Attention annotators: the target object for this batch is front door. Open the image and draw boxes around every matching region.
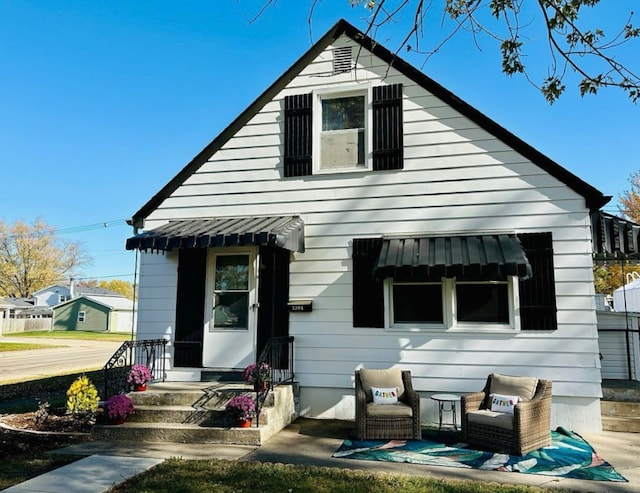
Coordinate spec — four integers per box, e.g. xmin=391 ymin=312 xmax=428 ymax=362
xmin=202 ymin=249 xmax=257 ymax=369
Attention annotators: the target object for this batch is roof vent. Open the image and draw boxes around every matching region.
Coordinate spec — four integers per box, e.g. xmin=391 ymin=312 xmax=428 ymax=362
xmin=332 ymin=47 xmax=353 ymax=74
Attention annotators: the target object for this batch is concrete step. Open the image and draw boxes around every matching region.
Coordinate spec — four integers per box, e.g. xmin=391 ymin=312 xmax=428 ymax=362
xmin=600 ymin=399 xmax=640 ymax=432
xmin=602 ymin=415 xmax=640 ymax=432
xmin=91 ymin=420 xmax=265 ymax=446
xmin=128 ymin=404 xmax=273 ymax=426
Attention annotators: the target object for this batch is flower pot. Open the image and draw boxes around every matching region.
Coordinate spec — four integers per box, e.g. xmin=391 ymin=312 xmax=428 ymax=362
xmin=253 ymin=381 xmax=268 ymax=392
xmin=110 ymin=416 xmax=126 ymax=425
xmin=236 ymin=418 xmax=252 ymax=428
xmin=134 ymin=384 xmax=147 ymax=392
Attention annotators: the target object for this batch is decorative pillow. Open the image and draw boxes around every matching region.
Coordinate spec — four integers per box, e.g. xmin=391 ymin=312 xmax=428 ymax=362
xmin=359 ymin=368 xmax=405 ymax=402
xmin=490 ymin=393 xmax=520 ymax=414
xmin=371 ymin=387 xmax=399 ymax=405
xmin=490 ymin=373 xmax=538 ymax=401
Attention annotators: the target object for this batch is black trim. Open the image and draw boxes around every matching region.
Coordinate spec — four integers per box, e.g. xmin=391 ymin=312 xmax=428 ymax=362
xmin=518 ymin=232 xmax=558 ymax=331
xmin=130 ymin=19 xmax=608 ymax=224
xmin=284 ymin=93 xmax=313 ymax=177
xmin=372 ymin=84 xmax=403 ymax=171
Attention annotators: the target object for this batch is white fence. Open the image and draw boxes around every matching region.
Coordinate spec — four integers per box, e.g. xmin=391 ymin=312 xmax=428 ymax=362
xmin=597 ymin=311 xmax=640 ymax=381
xmin=0 ymin=317 xmax=52 ymax=334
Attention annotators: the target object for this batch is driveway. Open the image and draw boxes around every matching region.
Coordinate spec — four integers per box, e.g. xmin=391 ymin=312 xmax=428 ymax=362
xmin=0 ymin=336 xmax=123 ymax=384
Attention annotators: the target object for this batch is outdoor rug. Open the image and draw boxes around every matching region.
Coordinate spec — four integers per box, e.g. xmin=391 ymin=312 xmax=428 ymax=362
xmin=333 ymin=427 xmax=627 ymax=482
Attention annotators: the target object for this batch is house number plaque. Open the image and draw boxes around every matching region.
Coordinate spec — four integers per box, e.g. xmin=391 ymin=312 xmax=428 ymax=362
xmin=287 ymin=300 xmax=312 ymax=312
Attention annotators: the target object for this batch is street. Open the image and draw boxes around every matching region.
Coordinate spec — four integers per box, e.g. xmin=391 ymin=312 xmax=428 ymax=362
xmin=0 ymin=337 xmax=123 ymax=384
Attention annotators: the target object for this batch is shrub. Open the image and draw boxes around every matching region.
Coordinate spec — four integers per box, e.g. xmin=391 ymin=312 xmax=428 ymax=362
xmin=66 ymin=375 xmax=99 ymax=419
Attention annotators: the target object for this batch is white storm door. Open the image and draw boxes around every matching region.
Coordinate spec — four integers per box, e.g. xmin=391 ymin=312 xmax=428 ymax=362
xmin=202 ymin=250 xmax=257 ymax=369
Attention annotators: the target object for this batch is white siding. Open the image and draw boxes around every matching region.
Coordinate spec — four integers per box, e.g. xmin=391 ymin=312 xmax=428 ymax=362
xmin=136 ymin=35 xmax=603 ymax=432
xmin=597 ymin=311 xmax=640 ymax=380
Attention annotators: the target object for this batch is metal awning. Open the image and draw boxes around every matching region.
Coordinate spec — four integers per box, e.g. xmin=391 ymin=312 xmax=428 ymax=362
xmin=375 ymin=234 xmax=531 ymax=280
xmin=126 ymin=215 xmax=305 ymax=253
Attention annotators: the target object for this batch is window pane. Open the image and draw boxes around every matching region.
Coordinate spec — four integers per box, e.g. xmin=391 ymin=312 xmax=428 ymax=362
xmin=214 ymin=292 xmax=248 ymax=329
xmin=457 ymin=284 xmax=509 ymax=323
xmin=322 ymin=96 xmax=364 ymax=130
xmin=215 ymin=255 xmax=249 ymax=290
xmin=393 ymin=284 xmax=443 ymax=324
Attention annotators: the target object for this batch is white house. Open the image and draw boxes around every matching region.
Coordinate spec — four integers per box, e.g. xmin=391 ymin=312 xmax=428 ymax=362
xmin=126 ymin=20 xmax=612 ymax=433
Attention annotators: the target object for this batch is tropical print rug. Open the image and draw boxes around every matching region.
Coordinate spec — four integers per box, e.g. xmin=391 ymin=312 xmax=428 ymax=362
xmin=333 ymin=427 xmax=627 ymax=482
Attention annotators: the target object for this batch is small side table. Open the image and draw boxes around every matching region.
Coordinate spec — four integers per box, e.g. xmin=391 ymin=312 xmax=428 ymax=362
xmin=431 ymin=393 xmax=461 ymax=431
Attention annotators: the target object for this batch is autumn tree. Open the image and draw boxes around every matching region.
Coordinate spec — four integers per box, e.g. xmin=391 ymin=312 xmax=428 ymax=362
xmin=261 ymin=0 xmax=640 ymax=103
xmin=619 ymin=171 xmax=640 ymax=223
xmin=0 ymin=218 xmax=91 ymax=298
xmin=99 ymin=279 xmax=134 ymax=300
xmin=593 ymin=262 xmax=640 ymax=294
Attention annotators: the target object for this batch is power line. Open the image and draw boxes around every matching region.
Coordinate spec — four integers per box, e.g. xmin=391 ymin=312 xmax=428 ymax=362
xmin=4 ymin=219 xmax=129 ymax=239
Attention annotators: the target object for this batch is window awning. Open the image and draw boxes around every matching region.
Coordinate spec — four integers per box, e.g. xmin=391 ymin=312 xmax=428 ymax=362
xmin=125 ymin=215 xmax=305 ymax=253
xmin=374 ymin=234 xmax=531 ymax=280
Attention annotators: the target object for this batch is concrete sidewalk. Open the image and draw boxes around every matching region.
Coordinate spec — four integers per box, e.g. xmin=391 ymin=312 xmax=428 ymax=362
xmin=7 ymin=419 xmax=640 ymax=493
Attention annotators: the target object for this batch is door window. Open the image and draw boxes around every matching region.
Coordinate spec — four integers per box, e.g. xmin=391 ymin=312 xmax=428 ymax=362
xmin=213 ymin=254 xmax=249 ymax=330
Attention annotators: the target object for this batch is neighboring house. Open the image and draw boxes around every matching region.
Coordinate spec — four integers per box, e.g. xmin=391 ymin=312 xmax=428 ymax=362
xmin=0 ymin=297 xmax=47 ymax=319
xmin=32 ymin=283 xmax=123 ymax=307
xmin=125 ymin=20 xmax=616 ymax=433
xmin=52 ymin=295 xmax=136 ymax=333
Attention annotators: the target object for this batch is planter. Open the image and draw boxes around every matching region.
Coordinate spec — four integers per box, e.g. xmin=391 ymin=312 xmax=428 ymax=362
xmin=109 ymin=416 xmax=126 ymax=425
xmin=253 ymin=381 xmax=269 ymax=393
xmin=236 ymin=418 xmax=252 ymax=428
xmin=134 ymin=384 xmax=147 ymax=392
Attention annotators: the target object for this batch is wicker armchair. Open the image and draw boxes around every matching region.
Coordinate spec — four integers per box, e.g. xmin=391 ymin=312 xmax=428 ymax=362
xmin=461 ymin=373 xmax=552 ymax=456
xmin=355 ymin=369 xmax=421 ymax=440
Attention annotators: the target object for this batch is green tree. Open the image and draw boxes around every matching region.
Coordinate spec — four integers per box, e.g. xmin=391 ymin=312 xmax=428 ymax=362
xmin=0 ymin=218 xmax=91 ymax=298
xmin=593 ymin=262 xmax=640 ymax=294
xmin=99 ymin=279 xmax=134 ymax=300
xmin=619 ymin=171 xmax=640 ymax=223
xmin=263 ymin=0 xmax=640 ymax=103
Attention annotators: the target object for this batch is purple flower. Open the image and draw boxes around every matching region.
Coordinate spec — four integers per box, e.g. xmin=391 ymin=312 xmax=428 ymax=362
xmin=105 ymin=394 xmax=135 ymax=419
xmin=127 ymin=364 xmax=152 ymax=386
xmin=225 ymin=394 xmax=256 ymax=420
xmin=242 ymin=362 xmax=271 ymax=384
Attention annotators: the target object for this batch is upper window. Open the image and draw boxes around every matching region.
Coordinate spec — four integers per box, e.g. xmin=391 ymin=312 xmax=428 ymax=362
xmin=77 ymin=311 xmax=86 ymax=322
xmin=59 ymin=294 xmax=70 ymax=303
xmin=320 ymin=94 xmax=366 ymax=170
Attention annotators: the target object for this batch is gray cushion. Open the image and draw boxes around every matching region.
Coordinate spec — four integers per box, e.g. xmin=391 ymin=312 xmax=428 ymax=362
xmin=467 ymin=409 xmax=514 ymax=430
xmin=366 ymin=402 xmax=413 ymax=417
xmin=490 ymin=373 xmax=538 ymax=401
xmin=359 ymin=368 xmax=405 ymax=402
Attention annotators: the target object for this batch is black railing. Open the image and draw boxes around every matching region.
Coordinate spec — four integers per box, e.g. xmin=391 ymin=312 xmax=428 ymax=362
xmin=103 ymin=338 xmax=167 ymax=398
xmin=254 ymin=336 xmax=294 ymax=426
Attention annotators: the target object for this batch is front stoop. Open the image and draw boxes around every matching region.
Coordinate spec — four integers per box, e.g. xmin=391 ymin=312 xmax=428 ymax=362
xmin=92 ymin=381 xmax=298 ymax=446
xmin=601 ymin=380 xmax=640 ymax=433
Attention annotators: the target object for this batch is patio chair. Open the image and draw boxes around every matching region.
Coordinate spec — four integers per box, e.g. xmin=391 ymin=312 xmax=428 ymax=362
xmin=355 ymin=368 xmax=421 ymax=440
xmin=461 ymin=373 xmax=552 ymax=456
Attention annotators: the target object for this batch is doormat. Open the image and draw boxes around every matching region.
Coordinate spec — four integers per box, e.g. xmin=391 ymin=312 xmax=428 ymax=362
xmin=333 ymin=427 xmax=627 ymax=482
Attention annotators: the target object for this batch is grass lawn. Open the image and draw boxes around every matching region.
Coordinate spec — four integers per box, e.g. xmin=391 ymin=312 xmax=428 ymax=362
xmin=0 ymin=342 xmax=61 ymax=352
xmin=3 ymin=330 xmax=130 ymax=341
xmin=110 ymin=459 xmax=550 ymax=493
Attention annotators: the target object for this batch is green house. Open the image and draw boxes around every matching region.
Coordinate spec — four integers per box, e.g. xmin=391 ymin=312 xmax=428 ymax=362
xmin=52 ymin=295 xmax=136 ymax=333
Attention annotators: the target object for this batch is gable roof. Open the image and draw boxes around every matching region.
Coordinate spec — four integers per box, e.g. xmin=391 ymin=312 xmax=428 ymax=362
xmin=129 ymin=19 xmax=609 ymax=225
xmin=53 ymin=294 xmax=135 ymax=311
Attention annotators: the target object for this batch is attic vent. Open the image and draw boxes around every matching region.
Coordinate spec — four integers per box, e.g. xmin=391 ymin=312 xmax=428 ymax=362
xmin=333 ymin=47 xmax=353 ymax=74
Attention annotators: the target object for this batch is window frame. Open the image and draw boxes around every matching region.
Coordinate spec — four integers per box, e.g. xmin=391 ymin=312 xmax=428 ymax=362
xmin=313 ymin=85 xmax=372 ymax=174
xmin=385 ymin=277 xmax=520 ymax=332
xmin=77 ymin=311 xmax=86 ymax=323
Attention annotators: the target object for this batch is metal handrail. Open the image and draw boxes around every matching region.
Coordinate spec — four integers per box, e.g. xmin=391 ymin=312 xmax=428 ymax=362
xmin=254 ymin=336 xmax=294 ymax=425
xmin=102 ymin=338 xmax=167 ymax=398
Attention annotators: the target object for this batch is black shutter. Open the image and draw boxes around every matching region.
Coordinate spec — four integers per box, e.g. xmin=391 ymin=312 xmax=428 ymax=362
xmin=174 ymin=248 xmax=207 ymax=367
xmin=353 ymin=238 xmax=385 ymax=328
xmin=518 ymin=232 xmax=558 ymax=331
xmin=372 ymin=84 xmax=403 ymax=171
xmin=257 ymin=246 xmax=290 ymax=361
xmin=284 ymin=93 xmax=313 ymax=177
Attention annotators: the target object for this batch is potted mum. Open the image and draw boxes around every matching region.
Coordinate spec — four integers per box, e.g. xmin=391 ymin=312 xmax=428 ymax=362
xmin=104 ymin=394 xmax=134 ymax=425
xmin=242 ymin=361 xmax=271 ymax=392
xmin=225 ymin=394 xmax=256 ymax=428
xmin=128 ymin=364 xmax=152 ymax=391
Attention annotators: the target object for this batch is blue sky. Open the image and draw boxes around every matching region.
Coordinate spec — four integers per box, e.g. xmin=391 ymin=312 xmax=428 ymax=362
xmin=1 ymin=1 xmax=638 ymax=283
